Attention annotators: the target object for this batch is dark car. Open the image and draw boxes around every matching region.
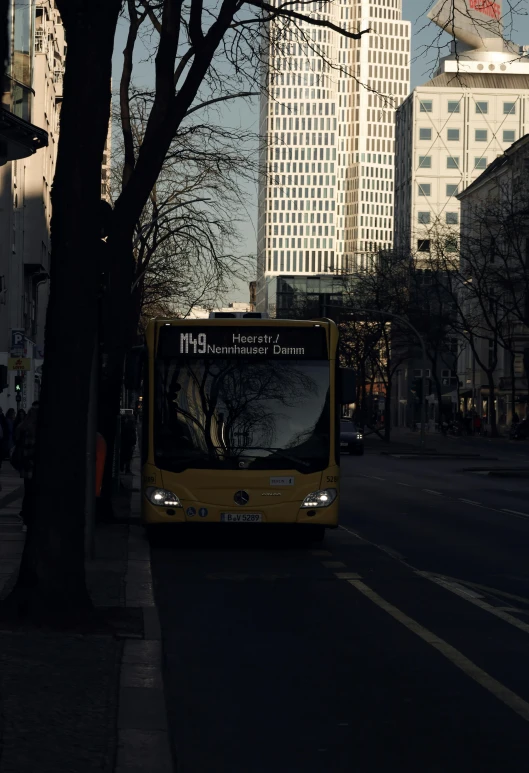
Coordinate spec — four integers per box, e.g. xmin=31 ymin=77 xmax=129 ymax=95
xmin=340 ymin=420 xmax=364 ymax=455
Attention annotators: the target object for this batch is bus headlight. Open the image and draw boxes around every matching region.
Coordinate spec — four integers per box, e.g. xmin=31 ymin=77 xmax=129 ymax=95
xmin=145 ymin=487 xmax=182 ymax=508
xmin=301 ymin=489 xmax=337 ymax=509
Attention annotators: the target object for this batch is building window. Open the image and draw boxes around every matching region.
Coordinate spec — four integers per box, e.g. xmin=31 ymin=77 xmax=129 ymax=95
xmin=419 ymin=100 xmax=433 ymax=112
xmin=474 ymin=157 xmax=487 ymax=170
xmin=445 ymin=236 xmax=458 ymax=253
xmin=447 ymin=156 xmax=459 ymax=169
xmin=446 ymin=212 xmax=459 ymax=225
xmin=447 ymin=128 xmax=460 ymax=141
xmin=418 ymin=183 xmax=431 ymax=196
xmin=504 ymin=102 xmax=516 ymax=115
xmin=475 ymin=101 xmax=488 ymax=114
xmin=475 ymin=129 xmax=488 ymax=142
xmin=419 ymin=127 xmax=432 ymax=141
xmin=448 ymin=101 xmax=460 ymax=113
xmin=446 ymin=184 xmax=459 ymax=197
xmin=417 ymin=239 xmax=430 ymax=252
xmin=419 ymin=155 xmax=431 ymax=168
xmin=503 ymin=130 xmax=516 ymax=143
xmin=418 ymin=211 xmax=431 ymax=224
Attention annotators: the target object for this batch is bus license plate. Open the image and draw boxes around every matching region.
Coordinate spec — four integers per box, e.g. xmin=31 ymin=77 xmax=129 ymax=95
xmin=221 ymin=513 xmax=263 ymax=523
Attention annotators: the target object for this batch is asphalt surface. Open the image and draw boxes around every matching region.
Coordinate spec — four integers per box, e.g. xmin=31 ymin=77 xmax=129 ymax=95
xmin=151 ymin=440 xmax=529 ymax=773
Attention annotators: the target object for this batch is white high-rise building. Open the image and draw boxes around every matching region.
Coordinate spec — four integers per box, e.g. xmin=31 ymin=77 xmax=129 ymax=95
xmin=256 ymin=0 xmax=410 ymax=315
xmin=394 ymin=0 xmax=529 ymax=255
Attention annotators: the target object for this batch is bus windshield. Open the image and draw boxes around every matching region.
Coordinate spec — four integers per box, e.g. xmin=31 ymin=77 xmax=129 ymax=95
xmin=154 ymin=358 xmax=330 ymax=473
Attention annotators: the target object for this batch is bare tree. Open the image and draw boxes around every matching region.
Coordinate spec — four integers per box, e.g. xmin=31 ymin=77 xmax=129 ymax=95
xmin=4 ymin=0 xmax=372 ymax=622
xmin=10 ymin=0 xmax=526 ymax=622
xmin=340 ymin=256 xmax=415 ymax=441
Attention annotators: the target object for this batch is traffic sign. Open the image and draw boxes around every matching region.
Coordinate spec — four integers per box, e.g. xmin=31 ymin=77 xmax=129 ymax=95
xmin=10 ymin=329 xmax=26 ymax=358
xmin=8 ymin=357 xmax=31 ymax=371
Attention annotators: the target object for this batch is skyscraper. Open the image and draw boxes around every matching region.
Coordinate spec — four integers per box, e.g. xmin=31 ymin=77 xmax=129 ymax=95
xmin=256 ymin=0 xmax=410 ymax=315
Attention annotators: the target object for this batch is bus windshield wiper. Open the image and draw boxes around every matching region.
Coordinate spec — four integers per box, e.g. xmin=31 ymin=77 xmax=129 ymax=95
xmin=238 ymin=446 xmax=310 ymax=468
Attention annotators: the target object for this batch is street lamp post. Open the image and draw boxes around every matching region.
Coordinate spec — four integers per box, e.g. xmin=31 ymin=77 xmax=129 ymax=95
xmin=327 ymin=305 xmax=428 ymax=452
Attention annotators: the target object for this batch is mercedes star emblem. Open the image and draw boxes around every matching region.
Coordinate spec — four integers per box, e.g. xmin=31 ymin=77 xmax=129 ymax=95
xmin=234 ymin=490 xmax=250 ymax=506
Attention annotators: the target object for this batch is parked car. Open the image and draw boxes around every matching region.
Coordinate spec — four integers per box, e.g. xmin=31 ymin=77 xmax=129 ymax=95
xmin=340 ymin=420 xmax=364 ymax=455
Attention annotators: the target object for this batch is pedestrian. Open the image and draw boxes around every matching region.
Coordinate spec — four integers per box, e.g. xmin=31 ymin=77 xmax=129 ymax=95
xmin=120 ymin=415 xmax=137 ymax=474
xmin=473 ymin=414 xmax=482 ymax=436
xmin=5 ymin=408 xmax=15 ymax=453
xmin=13 ymin=408 xmax=26 ymax=440
xmin=11 ymin=404 xmax=38 ymax=528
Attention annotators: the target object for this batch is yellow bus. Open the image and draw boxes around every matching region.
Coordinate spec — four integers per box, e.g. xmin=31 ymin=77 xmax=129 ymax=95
xmin=139 ymin=314 xmax=353 ymax=541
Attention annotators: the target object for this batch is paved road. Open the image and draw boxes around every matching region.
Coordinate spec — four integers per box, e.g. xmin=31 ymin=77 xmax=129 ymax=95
xmin=152 ymin=444 xmax=529 ymax=772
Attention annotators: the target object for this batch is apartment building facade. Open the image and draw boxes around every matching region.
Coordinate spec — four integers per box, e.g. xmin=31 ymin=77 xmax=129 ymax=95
xmin=0 ymin=0 xmax=65 ymax=412
xmin=394 ymin=0 xmax=529 ymax=256
xmin=392 ymin=0 xmax=529 ymax=428
xmin=457 ymin=134 xmax=529 ymax=427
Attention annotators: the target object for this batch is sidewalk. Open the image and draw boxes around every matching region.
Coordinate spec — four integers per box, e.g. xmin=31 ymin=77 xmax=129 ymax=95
xmin=365 ymin=427 xmax=524 ymax=457
xmin=0 ymin=454 xmax=173 ymax=772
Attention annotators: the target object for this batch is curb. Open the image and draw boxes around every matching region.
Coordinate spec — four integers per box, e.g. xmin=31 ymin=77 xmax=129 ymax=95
xmin=379 ymin=452 xmax=496 ymax=460
xmin=114 ymin=486 xmax=174 ymax=772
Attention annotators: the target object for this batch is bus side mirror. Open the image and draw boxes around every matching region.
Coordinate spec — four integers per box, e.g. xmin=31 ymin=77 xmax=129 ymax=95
xmin=339 ymin=368 xmax=356 ymax=405
xmin=124 ymin=345 xmax=145 ymax=390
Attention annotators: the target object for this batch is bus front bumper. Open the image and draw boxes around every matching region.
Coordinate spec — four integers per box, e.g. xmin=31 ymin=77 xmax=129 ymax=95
xmin=142 ymin=498 xmax=339 ymax=527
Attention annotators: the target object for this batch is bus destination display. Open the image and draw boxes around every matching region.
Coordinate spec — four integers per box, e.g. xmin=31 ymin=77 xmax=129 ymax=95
xmin=158 ymin=326 xmax=327 ymax=359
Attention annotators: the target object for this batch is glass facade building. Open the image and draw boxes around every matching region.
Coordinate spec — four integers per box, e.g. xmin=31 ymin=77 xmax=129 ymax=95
xmin=256 ymin=0 xmax=411 ymax=313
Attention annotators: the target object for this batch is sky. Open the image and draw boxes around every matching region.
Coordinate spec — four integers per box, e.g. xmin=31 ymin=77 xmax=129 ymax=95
xmin=111 ymin=1 xmax=529 ymax=305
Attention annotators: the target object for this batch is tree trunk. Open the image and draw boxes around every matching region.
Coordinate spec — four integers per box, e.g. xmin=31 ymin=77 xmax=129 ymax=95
xmin=384 ymin=379 xmax=392 ymax=442
xmin=1 ymin=1 xmax=121 ymax=624
xmin=360 ymin=361 xmax=367 ymax=427
xmin=510 ymin=353 xmax=516 ymax=425
xmin=433 ymin=375 xmax=443 ymax=426
xmin=96 ymin=243 xmax=136 ymax=518
xmin=487 ymin=371 xmax=498 ymax=438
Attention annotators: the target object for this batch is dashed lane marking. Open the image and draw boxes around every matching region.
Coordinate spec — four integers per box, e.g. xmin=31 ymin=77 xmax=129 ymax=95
xmin=347 ymin=579 xmax=529 ymax=724
xmin=502 ymin=509 xmax=529 ymax=518
xmin=459 ymin=498 xmax=482 ymax=505
xmin=423 ymin=489 xmax=443 ymax=495
xmin=418 ymin=571 xmax=529 ymax=638
xmin=396 ymin=482 xmax=412 ymax=487
xmin=322 ymin=561 xmax=347 ymax=569
xmin=335 ymin=572 xmax=362 ymax=580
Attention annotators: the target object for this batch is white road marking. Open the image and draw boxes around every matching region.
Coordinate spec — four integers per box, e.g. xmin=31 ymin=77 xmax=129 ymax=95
xmin=418 ymin=571 xmax=529 ymax=638
xmin=358 ymin=474 xmax=385 ymax=481
xmin=348 ymin=579 xmax=529 ymax=723
xmin=379 ymin=545 xmax=406 ymax=561
xmin=335 ymin=572 xmax=362 ymax=580
xmin=502 ymin=509 xmax=529 ymax=518
xmin=396 ymin=482 xmax=412 ymax=487
xmin=322 ymin=560 xmax=346 ymax=569
xmin=423 ymin=489 xmax=443 ymax=495
xmin=459 ymin=498 xmax=482 ymax=505
xmin=454 ymin=581 xmax=529 ymax=607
